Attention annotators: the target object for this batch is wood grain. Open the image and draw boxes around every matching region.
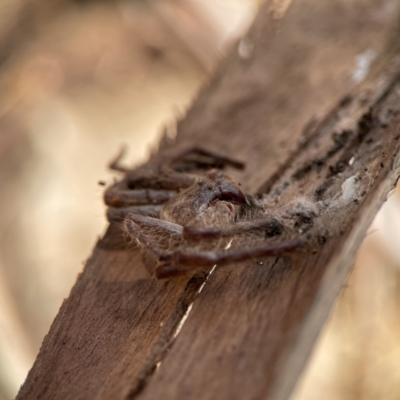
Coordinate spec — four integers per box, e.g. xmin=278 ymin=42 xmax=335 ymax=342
xmin=17 ymin=1 xmax=400 ymax=399
xmin=141 ymin=59 xmax=400 ymax=400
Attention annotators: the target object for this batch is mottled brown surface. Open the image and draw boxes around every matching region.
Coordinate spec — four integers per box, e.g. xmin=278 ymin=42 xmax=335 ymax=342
xmin=17 ymin=1 xmax=400 ymax=400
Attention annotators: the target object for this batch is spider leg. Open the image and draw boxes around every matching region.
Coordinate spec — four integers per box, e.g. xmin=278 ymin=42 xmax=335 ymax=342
xmin=107 ymin=205 xmax=163 ymax=222
xmin=125 ymin=213 xmax=183 ymax=236
xmin=124 ymin=215 xmax=183 ymax=259
xmin=183 ymin=216 xmax=283 ymax=240
xmin=124 ymin=218 xmax=164 ymax=259
xmin=109 ymin=146 xmax=129 ymax=172
xmin=125 ymin=172 xmax=196 ymax=191
xmin=155 ymin=239 xmax=303 ymax=279
xmin=105 ymin=173 xmax=198 ymax=222
xmin=104 ymin=186 xmax=177 ymax=208
xmin=105 ymin=165 xmax=198 ymax=221
xmin=170 ymin=146 xmax=245 ymax=171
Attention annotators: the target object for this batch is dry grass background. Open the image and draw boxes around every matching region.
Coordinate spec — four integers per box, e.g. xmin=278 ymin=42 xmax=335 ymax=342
xmin=0 ymin=1 xmax=399 ymax=399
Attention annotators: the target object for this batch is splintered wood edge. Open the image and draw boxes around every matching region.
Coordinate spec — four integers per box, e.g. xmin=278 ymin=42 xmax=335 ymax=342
xmin=132 ymin=72 xmax=400 ymax=400
xmin=135 ymin=44 xmax=400 ymax=399
xmin=268 ymin=64 xmax=400 ymax=399
xmin=270 ymin=169 xmax=400 ymax=400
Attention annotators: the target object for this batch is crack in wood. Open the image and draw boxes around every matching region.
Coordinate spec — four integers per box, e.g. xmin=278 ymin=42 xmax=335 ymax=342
xmin=256 ymin=95 xmax=354 ymax=196
xmin=125 ymin=267 xmax=217 ymax=399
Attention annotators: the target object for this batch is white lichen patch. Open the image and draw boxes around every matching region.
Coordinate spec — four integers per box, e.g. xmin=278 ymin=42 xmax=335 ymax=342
xmin=352 ymin=49 xmax=377 ymax=83
xmin=341 ymin=174 xmax=362 ymax=205
xmin=327 ymin=173 xmax=369 ymax=210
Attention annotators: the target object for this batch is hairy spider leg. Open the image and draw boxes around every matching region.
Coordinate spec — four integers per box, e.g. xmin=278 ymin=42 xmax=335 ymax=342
xmin=170 ymin=146 xmax=245 ymax=171
xmin=107 ymin=205 xmax=163 ymax=222
xmin=109 ymin=145 xmax=244 ymax=175
xmin=126 ymin=213 xmax=183 ymax=235
xmin=125 ymin=172 xmax=197 ymax=192
xmin=183 ymin=216 xmax=283 ymax=240
xmin=124 ymin=219 xmax=164 ymax=259
xmin=155 ymin=239 xmax=303 ymax=279
xmin=105 ymin=174 xmax=197 ymax=221
xmin=106 ymin=146 xmax=245 ymax=222
xmin=124 ymin=214 xmax=183 ymax=257
xmin=104 ymin=173 xmax=197 ymax=222
xmin=109 ymin=145 xmax=129 ymax=172
xmin=105 ymin=187 xmax=177 ymax=208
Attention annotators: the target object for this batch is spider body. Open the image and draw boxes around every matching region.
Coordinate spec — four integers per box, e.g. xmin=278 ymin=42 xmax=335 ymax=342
xmin=159 ymin=171 xmax=248 ymax=226
xmin=105 ymin=147 xmax=303 ymax=279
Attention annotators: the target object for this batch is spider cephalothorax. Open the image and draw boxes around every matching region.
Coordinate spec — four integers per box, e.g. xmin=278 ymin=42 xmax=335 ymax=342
xmin=159 ymin=170 xmax=248 ymax=225
xmin=104 ymin=147 xmax=303 ymax=279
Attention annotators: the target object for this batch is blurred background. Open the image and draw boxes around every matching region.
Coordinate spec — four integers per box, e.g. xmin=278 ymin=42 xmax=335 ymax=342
xmin=0 ymin=1 xmax=399 ymax=399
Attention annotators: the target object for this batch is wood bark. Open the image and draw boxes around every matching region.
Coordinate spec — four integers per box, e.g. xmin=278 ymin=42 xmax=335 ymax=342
xmin=17 ymin=1 xmax=400 ymax=400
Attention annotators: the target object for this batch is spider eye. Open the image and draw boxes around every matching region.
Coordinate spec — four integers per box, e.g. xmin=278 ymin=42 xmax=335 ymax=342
xmin=207 ymin=185 xmax=213 ymax=190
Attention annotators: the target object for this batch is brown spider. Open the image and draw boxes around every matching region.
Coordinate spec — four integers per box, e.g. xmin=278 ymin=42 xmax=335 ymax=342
xmin=105 ymin=147 xmax=304 ymax=279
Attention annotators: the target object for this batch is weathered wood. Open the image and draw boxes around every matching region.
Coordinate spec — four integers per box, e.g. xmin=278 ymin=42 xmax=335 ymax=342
xmin=17 ymin=1 xmax=400 ymax=399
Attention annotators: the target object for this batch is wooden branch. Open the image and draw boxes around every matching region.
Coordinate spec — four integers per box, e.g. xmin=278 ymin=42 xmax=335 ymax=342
xmin=17 ymin=0 xmax=400 ymax=399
